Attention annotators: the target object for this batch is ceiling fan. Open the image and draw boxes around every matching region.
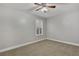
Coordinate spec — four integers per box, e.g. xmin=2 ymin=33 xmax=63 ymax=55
xmin=33 ymin=3 xmax=56 ymax=13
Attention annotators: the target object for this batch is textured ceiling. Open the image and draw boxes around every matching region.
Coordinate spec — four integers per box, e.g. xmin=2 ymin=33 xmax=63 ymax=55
xmin=0 ymin=3 xmax=79 ymax=18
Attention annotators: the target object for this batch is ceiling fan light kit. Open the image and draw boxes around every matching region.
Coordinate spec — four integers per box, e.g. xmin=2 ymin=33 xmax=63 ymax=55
xmin=41 ymin=7 xmax=48 ymax=13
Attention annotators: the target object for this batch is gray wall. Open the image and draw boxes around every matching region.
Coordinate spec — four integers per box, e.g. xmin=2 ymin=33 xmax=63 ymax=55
xmin=0 ymin=7 xmax=45 ymax=50
xmin=2 ymin=3 xmax=79 ymax=51
xmin=47 ymin=9 xmax=79 ymax=44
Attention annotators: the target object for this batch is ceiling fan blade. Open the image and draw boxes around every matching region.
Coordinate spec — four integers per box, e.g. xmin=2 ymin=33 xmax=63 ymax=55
xmin=35 ymin=6 xmax=43 ymax=11
xmin=34 ymin=3 xmax=41 ymax=6
xmin=47 ymin=5 xmax=56 ymax=8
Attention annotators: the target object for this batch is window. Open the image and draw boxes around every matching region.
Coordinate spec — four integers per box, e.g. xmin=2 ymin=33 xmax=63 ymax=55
xmin=35 ymin=19 xmax=43 ymax=36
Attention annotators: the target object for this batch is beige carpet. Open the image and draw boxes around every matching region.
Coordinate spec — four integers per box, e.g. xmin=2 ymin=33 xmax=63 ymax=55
xmin=0 ymin=39 xmax=79 ymax=56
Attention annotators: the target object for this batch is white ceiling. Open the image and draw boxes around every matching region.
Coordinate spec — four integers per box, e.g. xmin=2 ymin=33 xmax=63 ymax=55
xmin=0 ymin=3 xmax=79 ymax=18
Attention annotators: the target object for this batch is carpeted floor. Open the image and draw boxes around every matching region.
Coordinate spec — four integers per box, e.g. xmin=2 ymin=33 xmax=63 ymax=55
xmin=0 ymin=39 xmax=79 ymax=56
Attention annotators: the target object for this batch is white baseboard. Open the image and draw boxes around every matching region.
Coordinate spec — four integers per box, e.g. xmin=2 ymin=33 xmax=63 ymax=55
xmin=47 ymin=38 xmax=79 ymax=47
xmin=1 ymin=37 xmax=79 ymax=53
xmin=0 ymin=39 xmax=45 ymax=53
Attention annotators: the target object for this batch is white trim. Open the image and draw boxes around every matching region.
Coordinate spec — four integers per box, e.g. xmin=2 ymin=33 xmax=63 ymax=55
xmin=0 ymin=39 xmax=45 ymax=53
xmin=47 ymin=38 xmax=79 ymax=47
xmin=1 ymin=38 xmax=79 ymax=53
